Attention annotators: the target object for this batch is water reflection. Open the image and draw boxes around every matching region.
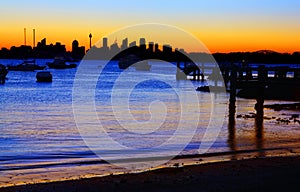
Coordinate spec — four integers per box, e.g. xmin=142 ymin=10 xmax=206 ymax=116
xmin=227 ymin=94 xmax=265 ymax=159
xmin=227 ymin=69 xmax=237 ymax=160
xmin=255 ymin=95 xmax=265 ymax=157
xmin=227 ymin=101 xmax=237 ymax=160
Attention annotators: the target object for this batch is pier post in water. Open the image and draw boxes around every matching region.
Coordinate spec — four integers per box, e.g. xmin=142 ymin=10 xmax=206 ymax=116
xmin=229 ymin=66 xmax=237 ymax=105
xmin=255 ymin=66 xmax=266 ymax=128
xmin=201 ymin=62 xmax=205 ymax=81
xmin=254 ymin=66 xmax=266 ymax=156
xmin=228 ymin=66 xmax=237 ymax=159
xmin=229 ymin=66 xmax=237 ymax=121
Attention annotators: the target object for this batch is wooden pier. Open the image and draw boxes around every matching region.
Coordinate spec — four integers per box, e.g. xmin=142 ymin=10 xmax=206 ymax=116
xmin=186 ymin=62 xmax=300 ymax=147
xmin=177 ymin=62 xmax=300 ymax=90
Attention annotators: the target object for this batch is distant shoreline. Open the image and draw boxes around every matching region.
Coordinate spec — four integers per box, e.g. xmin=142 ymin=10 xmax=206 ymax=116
xmin=2 ymin=155 xmax=300 ymax=192
xmin=1 ymin=49 xmax=300 ymax=64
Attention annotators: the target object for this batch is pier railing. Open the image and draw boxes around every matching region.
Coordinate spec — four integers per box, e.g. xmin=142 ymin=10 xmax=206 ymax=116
xmin=177 ymin=62 xmax=300 ymax=86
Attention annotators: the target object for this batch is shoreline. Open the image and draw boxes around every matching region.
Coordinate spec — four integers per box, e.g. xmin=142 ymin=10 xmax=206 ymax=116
xmin=1 ymin=155 xmax=300 ymax=191
xmin=1 ymin=146 xmax=299 ymax=188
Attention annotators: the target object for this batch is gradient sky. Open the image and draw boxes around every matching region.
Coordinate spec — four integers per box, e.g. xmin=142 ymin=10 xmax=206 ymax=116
xmin=0 ymin=0 xmax=299 ymax=53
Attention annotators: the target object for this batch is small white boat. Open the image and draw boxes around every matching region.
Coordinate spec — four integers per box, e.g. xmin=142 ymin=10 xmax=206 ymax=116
xmin=36 ymin=71 xmax=52 ymax=82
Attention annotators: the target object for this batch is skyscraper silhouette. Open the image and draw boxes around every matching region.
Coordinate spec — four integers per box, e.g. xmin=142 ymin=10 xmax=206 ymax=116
xmin=121 ymin=38 xmax=128 ymax=50
xmin=129 ymin=41 xmax=136 ymax=47
xmin=103 ymin=37 xmax=108 ymax=49
xmin=148 ymin=42 xmax=154 ymax=52
xmin=89 ymin=33 xmax=92 ymax=48
xmin=139 ymin=38 xmax=146 ymax=50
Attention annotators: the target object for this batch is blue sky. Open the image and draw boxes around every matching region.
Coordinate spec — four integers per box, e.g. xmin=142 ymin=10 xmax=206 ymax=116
xmin=1 ymin=0 xmax=299 ymax=52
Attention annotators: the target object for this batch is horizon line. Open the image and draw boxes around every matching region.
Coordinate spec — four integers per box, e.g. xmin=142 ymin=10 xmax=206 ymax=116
xmin=1 ymin=44 xmax=299 ymax=55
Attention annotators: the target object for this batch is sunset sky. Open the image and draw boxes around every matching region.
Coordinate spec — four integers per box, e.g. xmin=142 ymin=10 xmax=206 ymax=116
xmin=0 ymin=0 xmax=299 ymax=53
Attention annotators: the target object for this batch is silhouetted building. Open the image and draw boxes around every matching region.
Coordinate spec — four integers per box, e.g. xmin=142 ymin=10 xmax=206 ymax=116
xmin=155 ymin=43 xmax=160 ymax=52
xmin=139 ymin=38 xmax=146 ymax=50
xmin=9 ymin=45 xmax=32 ymax=59
xmin=103 ymin=37 xmax=108 ymax=49
xmin=0 ymin=48 xmax=9 ymax=58
xmin=121 ymin=38 xmax=128 ymax=50
xmin=72 ymin=40 xmax=85 ymax=59
xmin=38 ymin=38 xmax=46 ymax=47
xmin=110 ymin=42 xmax=120 ymax=55
xmin=72 ymin=40 xmax=79 ymax=50
xmin=34 ymin=38 xmax=66 ymax=58
xmin=163 ymin=44 xmax=172 ymax=53
xmin=129 ymin=41 xmax=136 ymax=47
xmin=54 ymin=42 xmax=66 ymax=53
xmin=148 ymin=42 xmax=154 ymax=52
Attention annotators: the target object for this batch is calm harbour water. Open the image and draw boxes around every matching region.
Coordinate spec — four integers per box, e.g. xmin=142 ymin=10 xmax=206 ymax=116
xmin=0 ymin=59 xmax=300 ymax=185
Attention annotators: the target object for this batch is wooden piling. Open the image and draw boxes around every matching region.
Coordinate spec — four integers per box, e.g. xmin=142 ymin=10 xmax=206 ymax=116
xmin=255 ymin=66 xmax=265 ymax=142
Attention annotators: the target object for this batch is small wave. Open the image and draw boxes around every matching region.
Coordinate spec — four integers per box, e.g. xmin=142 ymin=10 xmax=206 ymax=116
xmin=0 ymin=151 xmax=96 ymax=162
xmin=1 ymin=146 xmax=295 ymax=172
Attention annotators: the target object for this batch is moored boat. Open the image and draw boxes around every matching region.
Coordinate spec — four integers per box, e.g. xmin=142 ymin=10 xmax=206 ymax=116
xmin=0 ymin=64 xmax=8 ymax=84
xmin=46 ymin=57 xmax=77 ymax=69
xmin=7 ymin=60 xmax=46 ymax=71
xmin=36 ymin=71 xmax=52 ymax=82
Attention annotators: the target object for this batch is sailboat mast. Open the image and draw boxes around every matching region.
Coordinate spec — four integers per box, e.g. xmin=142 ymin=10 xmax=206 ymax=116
xmin=24 ymin=28 xmax=26 ymax=46
xmin=33 ymin=29 xmax=36 ymax=48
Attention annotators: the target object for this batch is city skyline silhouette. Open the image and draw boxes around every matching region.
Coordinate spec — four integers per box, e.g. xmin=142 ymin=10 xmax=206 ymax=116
xmin=0 ymin=33 xmax=299 ymax=65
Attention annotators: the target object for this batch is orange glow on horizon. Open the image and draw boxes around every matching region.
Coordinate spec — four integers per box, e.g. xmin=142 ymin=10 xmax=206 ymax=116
xmin=1 ymin=26 xmax=299 ymax=54
xmin=1 ymin=1 xmax=300 ymax=54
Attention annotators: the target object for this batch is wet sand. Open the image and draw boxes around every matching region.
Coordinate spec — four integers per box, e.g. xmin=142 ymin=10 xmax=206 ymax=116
xmin=1 ymin=155 xmax=300 ymax=192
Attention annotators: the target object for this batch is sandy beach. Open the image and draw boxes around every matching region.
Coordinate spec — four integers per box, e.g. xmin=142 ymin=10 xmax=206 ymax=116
xmin=1 ymin=155 xmax=300 ymax=192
